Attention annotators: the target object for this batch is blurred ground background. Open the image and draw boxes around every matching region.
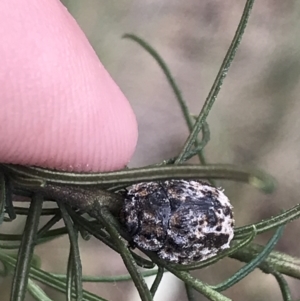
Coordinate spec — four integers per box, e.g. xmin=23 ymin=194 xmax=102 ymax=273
xmin=1 ymin=0 xmax=300 ymax=300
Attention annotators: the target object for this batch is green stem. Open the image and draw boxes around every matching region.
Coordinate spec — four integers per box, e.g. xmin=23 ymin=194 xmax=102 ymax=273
xmin=272 ymin=271 xmax=292 ymax=301
xmin=0 ymin=250 xmax=107 ymax=301
xmin=10 ymin=194 xmax=43 ymax=301
xmin=97 ymin=207 xmax=153 ymax=301
xmin=0 ymin=173 xmax=6 ymax=224
xmin=185 ymin=283 xmax=196 ymax=301
xmin=150 ymin=267 xmax=164 ymax=297
xmin=234 ymin=204 xmax=300 ymax=238
xmin=162 ymin=122 xmax=210 ymax=165
xmin=175 ymin=0 xmax=255 ymax=163
xmin=144 ymin=252 xmax=231 ymax=300
xmin=27 ymin=278 xmax=53 ymax=301
xmin=123 ymin=34 xmax=209 ymax=166
xmin=66 ymin=245 xmax=75 ymax=301
xmin=165 ymin=268 xmax=231 ymax=301
xmin=57 ymin=202 xmax=82 ymax=301
xmin=36 ymin=213 xmax=62 ymax=238
xmin=4 ymin=175 xmax=16 ymax=220
xmin=51 ymin=269 xmax=159 ymax=282
xmin=4 ymin=164 xmax=275 ymax=194
xmin=66 ymin=207 xmax=154 ymax=269
xmin=211 ymin=226 xmax=284 ymax=291
xmin=13 ymin=207 xmax=60 ymax=216
xmin=230 ymin=242 xmax=300 ymax=279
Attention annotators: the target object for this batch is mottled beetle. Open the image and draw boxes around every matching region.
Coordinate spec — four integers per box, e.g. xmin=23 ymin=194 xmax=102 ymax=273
xmin=121 ymin=180 xmax=234 ymax=264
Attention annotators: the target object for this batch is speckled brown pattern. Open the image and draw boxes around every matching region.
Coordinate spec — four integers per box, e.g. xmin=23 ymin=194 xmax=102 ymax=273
xmin=120 ymin=180 xmax=234 ymax=264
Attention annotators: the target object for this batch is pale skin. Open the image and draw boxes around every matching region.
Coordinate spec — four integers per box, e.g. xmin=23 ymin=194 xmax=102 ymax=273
xmin=0 ymin=0 xmax=138 ymax=173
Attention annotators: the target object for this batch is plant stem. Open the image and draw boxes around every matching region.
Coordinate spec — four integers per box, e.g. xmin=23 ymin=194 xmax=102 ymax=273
xmin=175 ymin=0 xmax=255 ymax=163
xmin=10 ymin=194 xmax=43 ymax=301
